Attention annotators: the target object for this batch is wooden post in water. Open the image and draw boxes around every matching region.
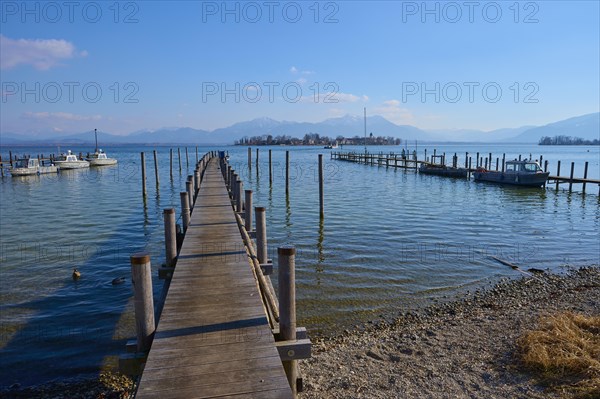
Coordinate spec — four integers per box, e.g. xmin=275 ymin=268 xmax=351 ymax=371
xmin=468 ymin=157 xmax=472 ymax=179
xmin=502 ymin=154 xmax=506 ymax=172
xmin=177 ymin=148 xmax=182 ymax=173
xmin=244 ymin=190 xmax=253 ymax=231
xmin=195 ymin=146 xmax=199 ymax=164
xmin=465 ymin=152 xmax=468 ymax=168
xmin=248 ymin=147 xmax=252 ymax=170
xmin=544 ymin=160 xmax=549 ymax=172
xmin=130 ymin=253 xmax=155 ymax=352
xmin=153 ymin=150 xmax=160 ymax=188
xmin=556 ymin=161 xmax=561 ymax=191
xmin=186 ymin=180 xmax=193 ymax=211
xmin=476 ymin=152 xmax=479 ymax=168
xmin=180 ymin=192 xmax=190 ymax=232
xmin=169 ymin=149 xmax=173 ymax=179
xmin=256 ymin=207 xmax=268 ymax=264
xmin=185 ymin=147 xmax=189 ymax=169
xmin=164 ymin=209 xmax=177 ymax=266
xmin=256 ymin=148 xmax=259 ymax=170
xmin=568 ymin=162 xmax=575 ymax=192
xmin=269 ymin=149 xmax=273 ymax=184
xmin=141 ymin=152 xmax=147 ymax=197
xmin=318 ymin=154 xmax=324 ymax=218
xmin=286 ymin=151 xmax=290 ymax=194
xmin=278 ymin=246 xmax=297 ymax=396
xmin=236 ymin=179 xmax=243 ymax=213
xmin=194 ymin=170 xmax=200 ymax=198
xmin=582 ymin=162 xmax=589 ymax=194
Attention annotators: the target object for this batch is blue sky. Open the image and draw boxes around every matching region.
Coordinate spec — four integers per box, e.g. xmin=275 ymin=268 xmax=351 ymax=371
xmin=1 ymin=1 xmax=599 ymax=137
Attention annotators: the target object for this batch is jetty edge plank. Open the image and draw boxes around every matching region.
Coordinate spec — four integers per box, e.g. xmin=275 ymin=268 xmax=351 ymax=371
xmin=135 ymin=158 xmax=292 ymax=398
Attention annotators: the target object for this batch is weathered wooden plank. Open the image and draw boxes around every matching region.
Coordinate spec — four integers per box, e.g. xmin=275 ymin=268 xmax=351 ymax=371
xmin=136 ymin=157 xmax=290 ymax=399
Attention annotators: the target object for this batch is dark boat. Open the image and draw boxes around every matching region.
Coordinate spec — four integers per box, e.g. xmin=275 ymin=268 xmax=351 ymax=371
xmin=473 ymin=159 xmax=549 ymax=187
xmin=419 ymin=163 xmax=468 ymax=178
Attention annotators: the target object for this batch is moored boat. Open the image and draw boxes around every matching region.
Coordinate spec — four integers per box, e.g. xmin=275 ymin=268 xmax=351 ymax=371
xmin=86 ymin=150 xmax=117 ymax=166
xmin=473 ymin=159 xmax=549 ymax=187
xmin=418 ymin=163 xmax=468 ymax=178
xmin=10 ymin=158 xmax=58 ymax=176
xmin=86 ymin=129 xmax=117 ymax=166
xmin=54 ymin=150 xmax=90 ymax=170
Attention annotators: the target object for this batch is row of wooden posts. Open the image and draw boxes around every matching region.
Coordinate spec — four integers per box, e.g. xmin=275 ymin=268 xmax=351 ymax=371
xmin=126 ymin=150 xmax=310 ymax=395
xmin=140 ymin=147 xmax=326 ymax=218
xmin=332 ymin=149 xmax=599 ymax=194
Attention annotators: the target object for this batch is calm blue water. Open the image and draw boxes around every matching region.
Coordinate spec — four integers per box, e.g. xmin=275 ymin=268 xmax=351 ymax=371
xmin=0 ymin=143 xmax=598 ymax=387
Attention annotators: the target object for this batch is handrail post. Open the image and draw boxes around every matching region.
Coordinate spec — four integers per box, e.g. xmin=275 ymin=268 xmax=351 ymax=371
xmin=256 ymin=207 xmax=268 ymax=264
xmin=244 ymin=189 xmax=253 ymax=231
xmin=164 ymin=208 xmax=177 ymax=267
xmin=130 ymin=253 xmax=155 ymax=353
xmin=278 ymin=246 xmax=297 ymax=396
xmin=180 ymin=192 xmax=190 ymax=232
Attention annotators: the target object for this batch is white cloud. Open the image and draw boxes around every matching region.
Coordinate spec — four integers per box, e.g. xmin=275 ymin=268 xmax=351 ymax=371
xmin=290 ymin=66 xmax=298 ymax=74
xmin=0 ymin=35 xmax=86 ymax=70
xmin=373 ymin=99 xmax=414 ymax=124
xmin=23 ymin=112 xmax=102 ymax=121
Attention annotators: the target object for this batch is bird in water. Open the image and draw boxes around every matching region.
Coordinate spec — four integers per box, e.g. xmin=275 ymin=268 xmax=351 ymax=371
xmin=72 ymin=268 xmax=81 ymax=280
xmin=112 ymin=277 xmax=126 ymax=285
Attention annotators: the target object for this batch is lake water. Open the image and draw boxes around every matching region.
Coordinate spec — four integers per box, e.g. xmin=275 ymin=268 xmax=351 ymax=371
xmin=0 ymin=143 xmax=598 ymax=387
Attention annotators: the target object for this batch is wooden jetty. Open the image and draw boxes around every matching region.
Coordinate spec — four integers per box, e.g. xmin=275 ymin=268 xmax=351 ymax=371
xmin=332 ymin=150 xmax=599 ymax=194
xmin=129 ymin=152 xmax=308 ymax=398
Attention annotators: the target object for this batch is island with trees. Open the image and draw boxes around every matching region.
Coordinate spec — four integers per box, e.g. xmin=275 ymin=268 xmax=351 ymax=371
xmin=539 ymin=135 xmax=599 ymax=145
xmin=235 ymin=133 xmax=402 ymax=146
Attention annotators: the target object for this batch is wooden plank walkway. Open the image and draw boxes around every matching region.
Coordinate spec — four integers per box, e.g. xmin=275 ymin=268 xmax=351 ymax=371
xmin=136 ymin=158 xmax=292 ymax=398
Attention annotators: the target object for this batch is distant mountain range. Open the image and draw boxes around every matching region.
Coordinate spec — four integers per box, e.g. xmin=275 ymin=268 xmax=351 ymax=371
xmin=1 ymin=112 xmax=598 ymax=145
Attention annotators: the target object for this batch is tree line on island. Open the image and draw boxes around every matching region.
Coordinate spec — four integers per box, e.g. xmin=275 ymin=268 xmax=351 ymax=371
xmin=539 ymin=135 xmax=599 ymax=145
xmin=235 ymin=133 xmax=402 ymax=146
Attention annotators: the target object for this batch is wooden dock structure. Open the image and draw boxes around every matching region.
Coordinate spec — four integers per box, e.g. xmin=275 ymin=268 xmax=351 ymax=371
xmin=332 ymin=150 xmax=599 ymax=194
xmin=133 ymin=154 xmax=297 ymax=398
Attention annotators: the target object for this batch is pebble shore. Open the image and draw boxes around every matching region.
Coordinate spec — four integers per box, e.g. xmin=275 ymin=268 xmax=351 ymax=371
xmin=300 ymin=266 xmax=599 ymax=398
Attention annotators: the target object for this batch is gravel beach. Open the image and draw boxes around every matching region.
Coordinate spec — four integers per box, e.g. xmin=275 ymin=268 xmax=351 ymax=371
xmin=300 ymin=266 xmax=600 ymax=399
xmin=3 ymin=266 xmax=598 ymax=399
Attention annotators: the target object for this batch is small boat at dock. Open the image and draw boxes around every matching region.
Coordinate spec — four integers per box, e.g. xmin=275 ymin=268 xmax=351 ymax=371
xmin=419 ymin=163 xmax=468 ymax=178
xmin=86 ymin=129 xmax=117 ymax=166
xmin=86 ymin=150 xmax=117 ymax=166
xmin=54 ymin=150 xmax=90 ymax=170
xmin=10 ymin=158 xmax=58 ymax=176
xmin=473 ymin=159 xmax=549 ymax=187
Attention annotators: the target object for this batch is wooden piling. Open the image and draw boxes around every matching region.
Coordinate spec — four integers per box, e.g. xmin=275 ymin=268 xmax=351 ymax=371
xmin=582 ymin=162 xmax=589 ymax=193
xmin=153 ymin=150 xmax=160 ymax=188
xmin=164 ymin=209 xmax=177 ymax=267
xmin=130 ymin=253 xmax=155 ymax=352
xmin=256 ymin=207 xmax=268 ymax=264
xmin=286 ymin=151 xmax=290 ymax=194
xmin=244 ymin=190 xmax=253 ymax=231
xmin=269 ymin=149 xmax=273 ymax=184
xmin=169 ymin=149 xmax=173 ymax=179
xmin=256 ymin=148 xmax=259 ymax=170
xmin=180 ymin=192 xmax=190 ymax=231
xmin=318 ymin=154 xmax=324 ymax=218
xmin=278 ymin=246 xmax=297 ymax=395
xmin=178 ymin=148 xmax=182 ymax=172
xmin=186 ymin=180 xmax=193 ymax=211
xmin=195 ymin=146 xmax=199 ymax=164
xmin=569 ymin=162 xmax=575 ymax=192
xmin=556 ymin=161 xmax=561 ymax=190
xmin=248 ymin=147 xmax=252 ymax=170
xmin=141 ymin=152 xmax=147 ymax=197
xmin=185 ymin=147 xmax=189 ymax=169
xmin=236 ymin=179 xmax=243 ymax=213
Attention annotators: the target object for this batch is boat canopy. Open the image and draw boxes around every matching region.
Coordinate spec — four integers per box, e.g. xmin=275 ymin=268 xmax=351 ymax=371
xmin=505 ymin=160 xmax=543 ymax=173
xmin=15 ymin=158 xmax=38 ymax=168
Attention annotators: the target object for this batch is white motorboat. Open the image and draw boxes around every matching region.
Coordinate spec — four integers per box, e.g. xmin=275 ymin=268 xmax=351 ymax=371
xmin=10 ymin=158 xmax=58 ymax=176
xmin=86 ymin=150 xmax=117 ymax=166
xmin=86 ymin=129 xmax=117 ymax=166
xmin=54 ymin=150 xmax=90 ymax=169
